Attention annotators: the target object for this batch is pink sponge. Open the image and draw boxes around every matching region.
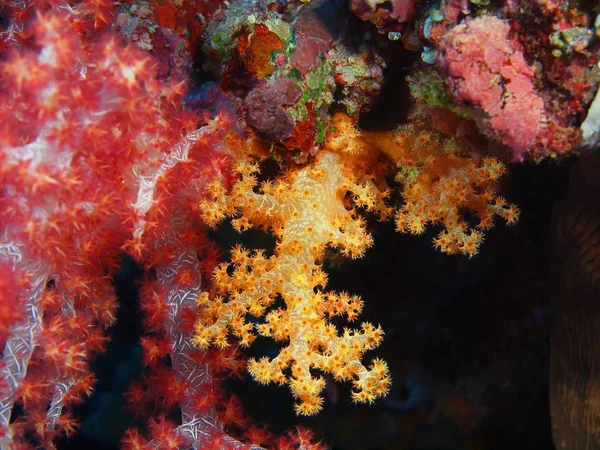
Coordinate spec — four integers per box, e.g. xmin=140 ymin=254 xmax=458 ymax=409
xmin=437 ymin=16 xmax=547 ymax=160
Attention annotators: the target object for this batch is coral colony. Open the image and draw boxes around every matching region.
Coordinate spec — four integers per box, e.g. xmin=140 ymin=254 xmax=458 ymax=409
xmin=0 ymin=0 xmax=598 ymax=449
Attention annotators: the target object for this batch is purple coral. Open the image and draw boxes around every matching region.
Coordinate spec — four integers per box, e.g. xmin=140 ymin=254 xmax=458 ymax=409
xmin=243 ymin=77 xmax=302 ymax=141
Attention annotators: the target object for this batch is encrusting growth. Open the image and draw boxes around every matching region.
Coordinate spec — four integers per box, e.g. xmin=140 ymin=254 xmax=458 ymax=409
xmin=195 ymin=149 xmax=392 ymax=415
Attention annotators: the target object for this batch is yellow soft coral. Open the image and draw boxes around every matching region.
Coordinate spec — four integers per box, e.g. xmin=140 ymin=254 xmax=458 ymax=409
xmin=195 ymin=150 xmax=391 ymax=415
xmin=361 ymin=123 xmax=519 ymax=257
xmin=326 ymin=113 xmax=519 ymax=257
xmin=194 ymin=111 xmax=518 ymax=415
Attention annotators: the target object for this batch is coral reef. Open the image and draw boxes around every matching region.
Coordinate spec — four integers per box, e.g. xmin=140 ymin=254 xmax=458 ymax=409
xmin=202 ymin=0 xmax=385 ymax=159
xmin=0 ymin=0 xmax=598 ymax=449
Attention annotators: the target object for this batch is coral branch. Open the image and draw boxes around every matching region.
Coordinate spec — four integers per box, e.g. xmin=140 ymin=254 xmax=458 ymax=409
xmin=195 ymin=150 xmax=391 ymax=415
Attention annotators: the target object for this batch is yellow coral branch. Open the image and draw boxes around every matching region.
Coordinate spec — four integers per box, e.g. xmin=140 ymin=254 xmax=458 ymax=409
xmin=194 ymin=150 xmax=391 ymax=415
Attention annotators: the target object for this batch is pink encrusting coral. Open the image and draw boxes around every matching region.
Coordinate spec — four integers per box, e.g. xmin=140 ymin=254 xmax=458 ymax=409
xmin=436 ymin=15 xmax=570 ymax=160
